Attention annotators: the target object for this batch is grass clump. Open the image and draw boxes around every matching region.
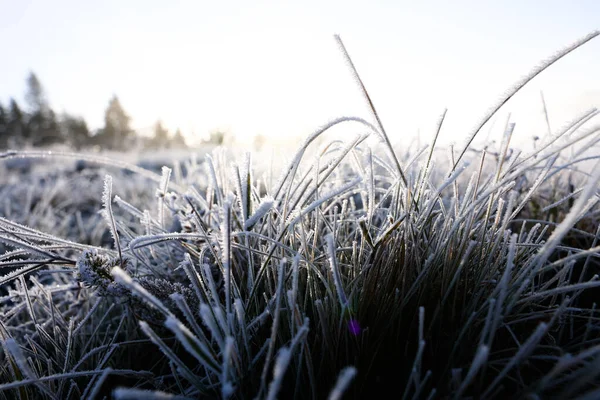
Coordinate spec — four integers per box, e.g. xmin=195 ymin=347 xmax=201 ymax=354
xmin=1 ymin=32 xmax=600 ymax=399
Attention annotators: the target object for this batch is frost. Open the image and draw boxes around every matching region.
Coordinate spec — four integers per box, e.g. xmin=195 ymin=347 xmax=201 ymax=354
xmin=75 ymin=249 xmax=129 ymax=297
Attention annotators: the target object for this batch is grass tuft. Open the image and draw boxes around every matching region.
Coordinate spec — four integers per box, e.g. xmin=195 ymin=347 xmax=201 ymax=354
xmin=1 ymin=32 xmax=600 ymax=399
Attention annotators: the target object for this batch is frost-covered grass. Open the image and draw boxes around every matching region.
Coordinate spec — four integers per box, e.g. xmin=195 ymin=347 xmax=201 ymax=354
xmin=1 ymin=33 xmax=600 ymax=399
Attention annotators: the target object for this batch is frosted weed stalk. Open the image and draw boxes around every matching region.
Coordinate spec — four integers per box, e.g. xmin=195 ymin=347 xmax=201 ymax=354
xmin=0 ymin=32 xmax=600 ymax=399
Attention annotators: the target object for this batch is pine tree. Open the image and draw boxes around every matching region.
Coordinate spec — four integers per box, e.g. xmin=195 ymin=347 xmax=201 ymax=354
xmin=25 ymin=72 xmax=47 ymax=143
xmin=37 ymin=109 xmax=60 ymax=146
xmin=0 ymin=103 xmax=7 ymax=148
xmin=25 ymin=72 xmax=48 ymax=115
xmin=24 ymin=72 xmax=61 ymax=146
xmin=171 ymin=128 xmax=187 ymax=149
xmin=60 ymin=113 xmax=90 ymax=149
xmin=205 ymin=130 xmax=226 ymax=146
xmin=7 ymin=99 xmax=26 ymax=146
xmin=152 ymin=120 xmax=169 ymax=148
xmin=97 ymin=95 xmax=133 ymax=149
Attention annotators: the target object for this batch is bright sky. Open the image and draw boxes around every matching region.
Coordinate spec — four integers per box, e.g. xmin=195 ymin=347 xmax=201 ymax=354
xmin=1 ymin=0 xmax=599 ymax=148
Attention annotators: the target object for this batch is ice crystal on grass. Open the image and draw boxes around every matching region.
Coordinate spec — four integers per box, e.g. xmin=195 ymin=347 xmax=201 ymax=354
xmin=75 ymin=249 xmax=130 ymax=297
xmin=131 ymin=276 xmax=199 ymax=325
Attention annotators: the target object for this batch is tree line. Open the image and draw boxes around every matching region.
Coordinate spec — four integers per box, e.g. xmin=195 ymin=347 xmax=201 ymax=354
xmin=0 ymin=72 xmax=188 ymax=151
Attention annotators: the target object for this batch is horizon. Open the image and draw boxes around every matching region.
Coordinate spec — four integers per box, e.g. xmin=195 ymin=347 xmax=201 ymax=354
xmin=1 ymin=1 xmax=599 ymax=148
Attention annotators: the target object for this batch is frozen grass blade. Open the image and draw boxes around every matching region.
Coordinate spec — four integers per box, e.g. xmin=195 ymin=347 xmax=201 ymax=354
xmin=334 ymin=34 xmax=409 ymax=188
xmin=0 ymin=370 xmax=153 ymax=393
xmin=453 ymin=345 xmax=488 ymax=400
xmin=164 ymin=315 xmax=221 ymax=375
xmin=139 ymin=321 xmax=206 ymax=393
xmin=540 ymin=90 xmax=552 ymax=136
xmin=265 ymin=347 xmax=291 ymax=400
xmin=244 ymin=197 xmax=274 ymax=231
xmin=101 ymin=175 xmax=122 ymax=262
xmin=113 ymin=388 xmax=195 ymax=400
xmin=416 ymin=109 xmax=447 ymax=206
xmin=199 ymin=303 xmax=225 ymax=351
xmin=325 ymin=233 xmax=348 ymax=308
xmin=270 ymin=116 xmax=376 ymax=202
xmin=3 ymin=338 xmax=55 ymax=399
xmin=220 ymin=336 xmax=235 ymax=399
xmin=84 ymin=367 xmax=112 ymax=400
xmin=453 ymin=31 xmax=600 ymax=170
xmin=328 ymin=366 xmax=357 ymax=400
xmin=286 ymin=177 xmax=362 ymax=228
xmin=482 ymin=323 xmax=549 ymax=398
xmin=222 ymin=196 xmax=233 ymax=318
xmin=157 ymin=166 xmax=172 ymax=229
xmin=111 ymin=266 xmax=173 ymax=318
xmin=522 ymin=160 xmax=600 ymax=282
xmin=259 ymin=258 xmax=287 ymax=397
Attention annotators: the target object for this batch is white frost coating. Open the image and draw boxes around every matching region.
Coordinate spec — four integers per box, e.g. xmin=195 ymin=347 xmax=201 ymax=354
xmin=3 ymin=338 xmax=58 ymax=397
xmin=244 ymin=197 xmax=274 ymax=230
xmin=483 ymin=322 xmax=548 ymax=397
xmin=205 ymin=154 xmax=222 ymax=205
xmin=101 ymin=175 xmax=122 ymax=259
xmin=493 ymin=234 xmax=517 ymax=324
xmin=528 ymin=160 xmax=600 ymax=278
xmin=164 ymin=315 xmax=220 ymax=375
xmin=365 ymin=148 xmax=375 ymax=224
xmin=238 ymin=152 xmax=252 ymax=222
xmin=222 ymin=197 xmax=232 ymax=316
xmin=213 ymin=305 xmax=230 ymax=338
xmin=159 ymin=166 xmax=172 ymax=195
xmin=139 ymin=321 xmax=203 ymax=393
xmin=179 ymin=254 xmax=205 ymax=306
xmin=259 ymin=258 xmax=287 ymax=395
xmin=326 ymin=233 xmax=348 ymax=307
xmin=271 ymin=116 xmax=378 ymax=200
xmin=266 ymin=347 xmax=292 ymax=400
xmin=4 ymin=338 xmax=35 ymax=380
xmin=199 ymin=303 xmax=225 ymax=351
xmin=157 ymin=166 xmax=172 ymax=228
xmin=328 ymin=366 xmax=357 ymax=400
xmin=201 ymin=263 xmax=222 ymax=307
xmin=221 ymin=336 xmax=236 ymax=399
xmin=111 ymin=266 xmax=172 ymax=317
xmin=286 ymin=177 xmax=362 ymax=227
xmin=454 ymin=345 xmax=489 ymax=399
xmin=113 ymin=388 xmax=191 ymax=399
xmin=454 ymin=31 xmax=600 ymax=169
xmin=114 ymin=195 xmax=145 ymax=219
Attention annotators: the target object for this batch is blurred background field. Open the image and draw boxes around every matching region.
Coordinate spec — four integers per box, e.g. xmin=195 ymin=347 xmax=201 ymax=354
xmin=1 ymin=0 xmax=600 ymax=153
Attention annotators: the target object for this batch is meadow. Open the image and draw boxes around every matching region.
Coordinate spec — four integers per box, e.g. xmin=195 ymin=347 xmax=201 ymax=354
xmin=1 ymin=33 xmax=600 ymax=399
